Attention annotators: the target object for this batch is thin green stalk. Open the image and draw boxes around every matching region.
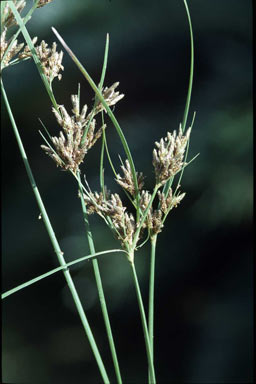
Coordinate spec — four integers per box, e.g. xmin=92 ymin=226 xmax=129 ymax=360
xmin=181 ymin=0 xmax=194 ymax=133
xmin=1 ymin=78 xmax=110 ymax=384
xmin=130 ymin=261 xmax=156 ymax=384
xmin=81 ymin=33 xmax=109 ymax=147
xmin=148 ymin=234 xmax=157 ymax=383
xmin=163 ymin=0 xmax=194 ymax=197
xmin=2 ymin=249 xmax=126 ymax=299
xmin=77 ymin=172 xmax=123 ymax=384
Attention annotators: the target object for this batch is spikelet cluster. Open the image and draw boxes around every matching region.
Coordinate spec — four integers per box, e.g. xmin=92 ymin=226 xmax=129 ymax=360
xmin=19 ymin=40 xmax=64 ymax=83
xmin=41 ymin=83 xmax=124 ymax=173
xmin=1 ymin=1 xmax=26 ymax=29
xmin=1 ymin=0 xmax=55 ymax=71
xmin=140 ymin=188 xmax=185 ymax=235
xmin=0 ymin=28 xmax=25 ymax=69
xmin=36 ymin=0 xmax=54 ymax=8
xmin=153 ymin=126 xmax=191 ymax=185
xmin=83 ymin=189 xmax=139 ymax=250
xmin=116 ymin=159 xmax=144 ymax=196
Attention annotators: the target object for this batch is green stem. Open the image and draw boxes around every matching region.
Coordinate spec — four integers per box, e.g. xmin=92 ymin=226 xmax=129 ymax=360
xmin=148 ymin=235 xmax=157 ymax=383
xmin=130 ymin=260 xmax=156 ymax=384
xmin=77 ymin=172 xmax=123 ymax=384
xmin=1 ymin=78 xmax=110 ymax=384
xmin=181 ymin=0 xmax=194 ymax=133
xmin=2 ymin=249 xmax=126 ymax=300
xmin=162 ymin=0 xmax=194 ymax=196
xmin=148 ymin=238 xmax=157 ymax=351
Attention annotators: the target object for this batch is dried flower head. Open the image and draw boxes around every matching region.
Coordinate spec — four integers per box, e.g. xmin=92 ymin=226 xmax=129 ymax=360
xmin=1 ymin=1 xmax=26 ymax=29
xmin=153 ymin=125 xmax=191 ymax=185
xmin=83 ymin=188 xmax=141 ymax=253
xmin=1 ymin=27 xmax=24 ymax=69
xmin=41 ymin=93 xmax=106 ymax=173
xmin=95 ymin=82 xmax=124 ymax=113
xmin=19 ymin=40 xmax=64 ymax=83
xmin=140 ymin=190 xmax=163 ymax=235
xmin=116 ymin=159 xmax=144 ymax=196
xmin=157 ymin=188 xmax=186 ymax=215
xmin=37 ymin=0 xmax=54 ymax=8
xmin=41 ymin=82 xmax=124 ymax=172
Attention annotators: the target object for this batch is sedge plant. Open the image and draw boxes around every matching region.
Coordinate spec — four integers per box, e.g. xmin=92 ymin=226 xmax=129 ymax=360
xmin=1 ymin=0 xmax=198 ymax=382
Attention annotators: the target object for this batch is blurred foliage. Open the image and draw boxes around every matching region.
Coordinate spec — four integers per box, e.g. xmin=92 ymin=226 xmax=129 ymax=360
xmin=2 ymin=0 xmax=252 ymax=383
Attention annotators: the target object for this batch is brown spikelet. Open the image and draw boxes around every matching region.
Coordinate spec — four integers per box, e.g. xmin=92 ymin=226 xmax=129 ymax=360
xmin=153 ymin=125 xmax=191 ymax=185
xmin=116 ymin=159 xmax=144 ymax=196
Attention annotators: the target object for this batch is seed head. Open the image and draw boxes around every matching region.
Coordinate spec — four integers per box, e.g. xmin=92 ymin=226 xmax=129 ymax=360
xmin=19 ymin=40 xmax=64 ymax=83
xmin=140 ymin=190 xmax=163 ymax=234
xmin=41 ymin=92 xmax=105 ymax=173
xmin=116 ymin=159 xmax=144 ymax=196
xmin=1 ymin=1 xmax=26 ymax=29
xmin=37 ymin=0 xmax=54 ymax=8
xmin=83 ymin=188 xmax=140 ymax=250
xmin=0 ymin=28 xmax=25 ymax=69
xmin=158 ymin=188 xmax=185 ymax=214
xmin=153 ymin=125 xmax=191 ymax=185
xmin=95 ymin=82 xmax=124 ymax=113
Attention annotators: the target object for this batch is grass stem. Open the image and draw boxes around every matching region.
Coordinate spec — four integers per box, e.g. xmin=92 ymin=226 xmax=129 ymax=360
xmin=130 ymin=260 xmax=156 ymax=384
xmin=148 ymin=234 xmax=157 ymax=382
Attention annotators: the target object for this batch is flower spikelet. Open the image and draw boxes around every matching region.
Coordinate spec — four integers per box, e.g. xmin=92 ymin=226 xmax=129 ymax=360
xmin=1 ymin=28 xmax=24 ymax=69
xmin=116 ymin=159 xmax=144 ymax=196
xmin=140 ymin=190 xmax=163 ymax=234
xmin=95 ymin=82 xmax=124 ymax=113
xmin=41 ymin=93 xmax=105 ymax=173
xmin=82 ymin=189 xmax=110 ymax=215
xmin=2 ymin=1 xmax=26 ymax=29
xmin=153 ymin=125 xmax=191 ymax=185
xmin=83 ymin=189 xmax=138 ymax=249
xmin=158 ymin=188 xmax=186 ymax=214
xmin=37 ymin=0 xmax=54 ymax=8
xmin=19 ymin=40 xmax=64 ymax=83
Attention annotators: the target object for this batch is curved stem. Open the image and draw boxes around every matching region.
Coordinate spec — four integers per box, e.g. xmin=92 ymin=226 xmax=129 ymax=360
xmin=2 ymin=249 xmax=126 ymax=299
xmin=77 ymin=172 xmax=123 ymax=384
xmin=162 ymin=0 xmax=194 ymax=197
xmin=130 ymin=260 xmax=156 ymax=384
xmin=181 ymin=0 xmax=194 ymax=133
xmin=1 ymin=78 xmax=110 ymax=384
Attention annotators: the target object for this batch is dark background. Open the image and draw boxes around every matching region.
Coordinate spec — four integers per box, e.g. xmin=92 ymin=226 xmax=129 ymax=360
xmin=1 ymin=0 xmax=253 ymax=383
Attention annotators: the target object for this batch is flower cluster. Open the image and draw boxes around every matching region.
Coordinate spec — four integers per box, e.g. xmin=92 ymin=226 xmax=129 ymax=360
xmin=116 ymin=159 xmax=144 ymax=196
xmin=140 ymin=188 xmax=185 ymax=236
xmin=19 ymin=40 xmax=64 ymax=83
xmin=0 ymin=28 xmax=25 ymax=69
xmin=41 ymin=83 xmax=124 ymax=173
xmin=36 ymin=0 xmax=54 ymax=8
xmin=82 ymin=189 xmax=139 ymax=252
xmin=95 ymin=82 xmax=124 ymax=114
xmin=153 ymin=126 xmax=191 ymax=185
xmin=1 ymin=1 xmax=26 ymax=29
xmin=0 ymin=0 xmax=56 ymax=71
